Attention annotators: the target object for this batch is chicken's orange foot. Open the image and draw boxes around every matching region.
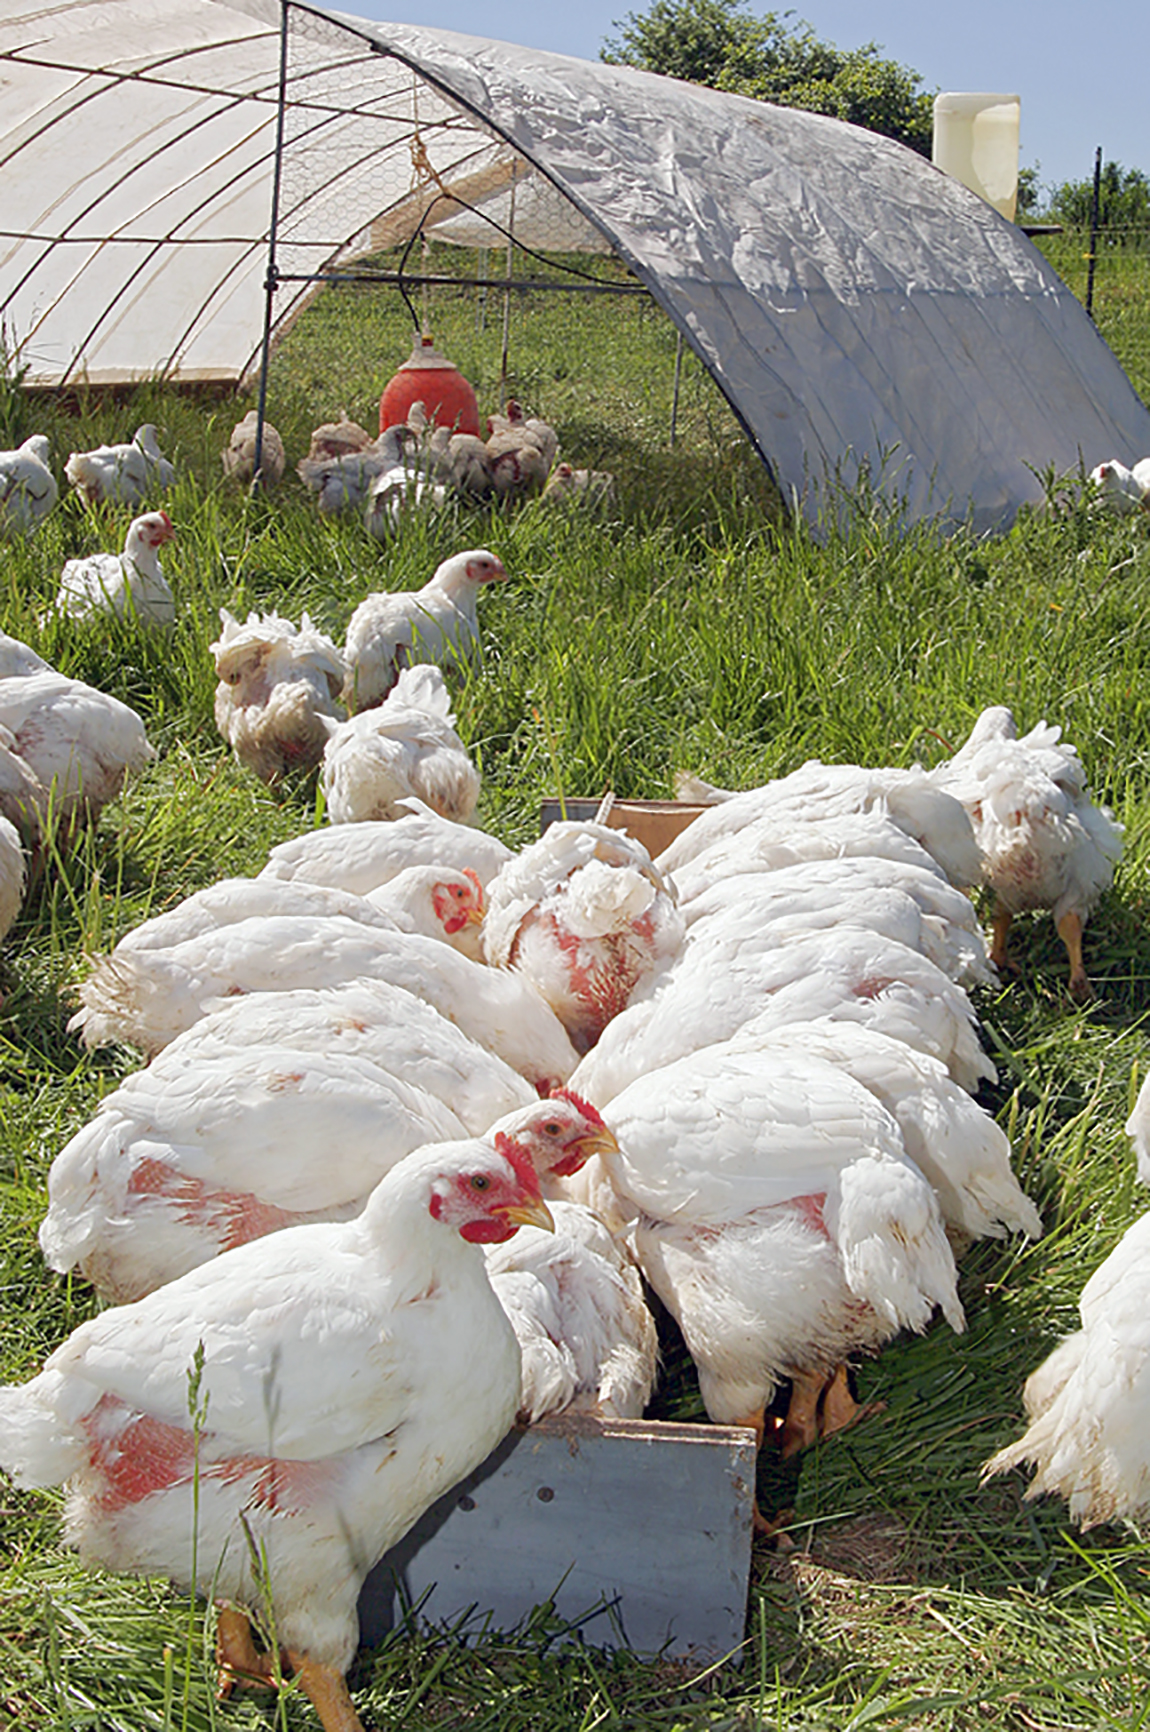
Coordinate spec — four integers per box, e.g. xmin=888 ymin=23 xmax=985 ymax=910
xmin=1057 ymin=909 xmax=1093 ymax=1002
xmin=215 ymin=1606 xmax=278 ymax=1698
xmin=286 ymin=1649 xmax=366 ymax=1732
xmin=818 ymin=1361 xmax=885 ymax=1441
xmin=752 ymin=1501 xmax=796 ymax=1541
xmin=778 ymin=1368 xmax=826 ymax=1459
xmin=989 ymin=907 xmax=1014 ymax=976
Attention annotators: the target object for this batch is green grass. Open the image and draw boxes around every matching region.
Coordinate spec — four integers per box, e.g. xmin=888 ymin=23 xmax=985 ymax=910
xmin=4 ymin=260 xmax=1150 ymax=1730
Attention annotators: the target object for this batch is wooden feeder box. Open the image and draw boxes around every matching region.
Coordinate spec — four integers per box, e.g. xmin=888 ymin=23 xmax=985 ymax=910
xmin=538 ymin=796 xmax=707 ymax=857
xmin=359 ymin=1412 xmax=756 ymax=1661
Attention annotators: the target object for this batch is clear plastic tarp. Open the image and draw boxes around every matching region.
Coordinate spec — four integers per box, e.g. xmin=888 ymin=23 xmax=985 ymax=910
xmin=4 ymin=0 xmax=1150 ymax=529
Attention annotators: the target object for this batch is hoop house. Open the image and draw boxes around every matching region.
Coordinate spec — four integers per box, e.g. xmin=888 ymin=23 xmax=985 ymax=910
xmin=3 ymin=0 xmax=1149 ymax=528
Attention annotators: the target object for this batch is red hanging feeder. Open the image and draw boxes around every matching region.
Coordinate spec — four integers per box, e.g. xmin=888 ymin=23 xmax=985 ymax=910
xmin=379 ymin=335 xmax=480 ymax=437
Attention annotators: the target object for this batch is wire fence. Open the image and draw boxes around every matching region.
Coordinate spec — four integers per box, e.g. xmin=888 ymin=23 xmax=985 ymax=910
xmin=1034 ymin=225 xmax=1150 ymax=409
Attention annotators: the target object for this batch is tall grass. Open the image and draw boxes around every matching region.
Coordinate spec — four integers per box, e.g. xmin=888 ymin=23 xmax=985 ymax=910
xmin=3 ymin=264 xmax=1150 ymax=1731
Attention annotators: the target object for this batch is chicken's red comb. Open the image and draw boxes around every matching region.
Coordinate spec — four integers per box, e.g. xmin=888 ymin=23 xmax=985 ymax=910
xmin=463 ymin=866 xmax=484 ymax=906
xmin=493 ymin=1130 xmax=544 ymax=1195
xmin=547 ymin=1087 xmax=607 ymax=1130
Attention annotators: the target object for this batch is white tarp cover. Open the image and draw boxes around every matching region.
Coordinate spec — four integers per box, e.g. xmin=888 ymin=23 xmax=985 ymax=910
xmin=4 ymin=0 xmax=1150 ymax=529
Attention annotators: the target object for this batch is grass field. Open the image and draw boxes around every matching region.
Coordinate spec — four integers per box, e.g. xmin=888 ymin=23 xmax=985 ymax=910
xmin=3 ymin=248 xmax=1150 ymax=1730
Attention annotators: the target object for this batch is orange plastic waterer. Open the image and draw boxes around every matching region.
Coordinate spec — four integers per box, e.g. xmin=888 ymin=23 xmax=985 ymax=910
xmin=379 ymin=335 xmax=481 ymax=436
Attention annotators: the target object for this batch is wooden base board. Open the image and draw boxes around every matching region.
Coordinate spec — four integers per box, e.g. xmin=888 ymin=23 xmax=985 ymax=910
xmin=359 ymin=1412 xmax=756 ymax=1662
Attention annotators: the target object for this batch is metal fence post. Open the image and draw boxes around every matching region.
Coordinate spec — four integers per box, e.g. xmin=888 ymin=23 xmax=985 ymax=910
xmin=1086 ymin=145 xmax=1102 ymax=320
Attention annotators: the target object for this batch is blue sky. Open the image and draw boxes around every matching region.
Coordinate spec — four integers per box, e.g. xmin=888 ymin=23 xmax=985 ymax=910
xmin=333 ymin=0 xmax=1147 ymax=195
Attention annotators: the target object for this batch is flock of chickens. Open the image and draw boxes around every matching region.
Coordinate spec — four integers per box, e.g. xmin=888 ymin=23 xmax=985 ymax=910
xmin=0 ymin=415 xmax=1148 ymax=1732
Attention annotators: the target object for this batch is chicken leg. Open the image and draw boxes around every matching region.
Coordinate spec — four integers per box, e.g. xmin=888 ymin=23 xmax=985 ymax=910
xmin=286 ymin=1650 xmax=366 ymax=1732
xmin=1057 ymin=909 xmax=1092 ymax=1002
xmin=780 ymin=1364 xmax=884 ymax=1458
xmin=215 ymin=1606 xmax=277 ymax=1696
xmin=989 ymin=907 xmax=1014 ymax=975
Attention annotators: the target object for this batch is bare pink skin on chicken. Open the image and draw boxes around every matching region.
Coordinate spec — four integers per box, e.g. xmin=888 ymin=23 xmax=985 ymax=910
xmin=519 ymin=906 xmax=661 ymax=1052
xmin=127 ymin=1157 xmax=301 ymax=1253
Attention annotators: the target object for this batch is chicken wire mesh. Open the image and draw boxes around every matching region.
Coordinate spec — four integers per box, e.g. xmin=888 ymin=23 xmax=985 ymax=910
xmin=1034 ymin=225 xmax=1150 ymax=414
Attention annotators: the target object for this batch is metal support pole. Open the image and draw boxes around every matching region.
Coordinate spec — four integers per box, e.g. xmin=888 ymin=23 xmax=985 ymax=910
xmin=499 ymin=167 xmax=518 ymax=405
xmin=1086 ymin=145 xmax=1102 ymax=321
xmin=670 ymin=328 xmax=684 ymax=447
xmin=252 ymin=0 xmax=291 ymax=491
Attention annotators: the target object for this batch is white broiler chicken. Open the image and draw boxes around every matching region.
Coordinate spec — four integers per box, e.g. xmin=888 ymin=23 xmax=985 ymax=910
xmin=0 ymin=813 xmax=26 ymax=942
xmin=69 ymin=916 xmax=579 ymax=1086
xmin=304 ymin=411 xmax=376 ymax=461
xmin=0 ymin=632 xmax=50 ymax=679
xmin=663 ymin=760 xmax=982 ymax=891
xmin=930 ymin=706 xmax=1123 ymax=999
xmin=571 ymin=925 xmax=994 ymax=1108
xmin=722 ymin=1021 xmax=1040 ymax=1245
xmin=64 ymin=425 xmax=175 ymax=507
xmin=212 ymin=607 xmax=347 ymax=783
xmin=485 ymin=400 xmax=559 ymax=502
xmin=120 ymin=978 xmax=536 ymax=1131
xmin=0 ymin=435 xmax=57 ymax=531
xmin=0 ymin=720 xmax=48 ymax=841
xmin=0 ymin=1138 xmax=551 ymax=1732
xmin=367 ymin=864 xmax=486 ymax=961
xmin=342 ymin=548 xmax=507 ymax=711
xmin=221 ymin=409 xmax=286 ymax=487
xmin=1125 ymin=1072 xmax=1150 ymax=1186
xmin=1088 ymin=460 xmax=1149 ymax=515
xmin=679 ymin=855 xmax=993 ymax=988
xmin=261 ymin=799 xmax=513 ymax=893
xmin=481 ymin=1093 xmax=657 ymax=1423
xmin=598 ymin=1044 xmax=965 ymax=1482
xmin=484 ymin=819 xmax=686 ymax=1054
xmin=51 ymin=511 xmax=176 ymax=627
xmin=321 ymin=663 xmax=480 ymax=825
xmin=668 ymin=807 xmax=955 ymax=906
xmin=296 ymin=425 xmax=414 ymax=516
xmin=982 ymin=1207 xmax=1150 ymax=1528
xmin=363 ymin=445 xmax=448 ymax=541
xmin=0 ymin=668 xmax=154 ymax=827
xmin=41 ymin=1044 xmax=470 ymax=1302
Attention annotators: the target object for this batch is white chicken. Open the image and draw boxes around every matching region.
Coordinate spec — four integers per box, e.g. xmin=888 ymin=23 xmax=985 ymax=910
xmin=260 ymin=800 xmax=513 ymax=893
xmin=662 ymin=760 xmax=982 ymax=891
xmin=342 ymin=548 xmax=507 ymax=711
xmin=0 ymin=1137 xmax=551 ymax=1732
xmin=0 ymin=668 xmax=154 ymax=827
xmin=221 ymin=409 xmax=286 ymax=487
xmin=363 ymin=452 xmax=448 ymax=541
xmin=0 ymin=631 xmax=50 ymax=679
xmin=982 ymin=1208 xmax=1150 ymax=1528
xmin=40 ymin=1044 xmax=470 ymax=1302
xmin=480 ymin=1093 xmax=657 ymax=1423
xmin=0 ymin=720 xmax=48 ymax=841
xmin=484 ymin=818 xmax=686 ymax=1053
xmin=570 ymin=925 xmax=995 ymax=1107
xmin=929 ymin=706 xmax=1123 ymax=999
xmin=367 ymin=864 xmax=486 ymax=961
xmin=721 ymin=1021 xmax=1040 ymax=1245
xmin=321 ymin=663 xmax=480 ymax=825
xmin=0 ymin=435 xmax=57 ymax=531
xmin=1125 ymin=1072 xmax=1150 ymax=1186
xmin=678 ymin=855 xmax=993 ymax=988
xmin=64 ymin=425 xmax=175 ymax=507
xmin=598 ymin=1044 xmax=964 ymax=1479
xmin=50 ymin=511 xmax=176 ymax=627
xmin=668 ymin=807 xmax=955 ymax=906
xmin=304 ymin=411 xmax=376 ymax=461
xmin=485 ymin=400 xmax=559 ymax=502
xmin=115 ymin=978 xmax=536 ymax=1131
xmin=296 ymin=425 xmax=414 ymax=516
xmin=211 ymin=607 xmax=347 ymax=783
xmin=1088 ymin=459 xmax=1149 ymax=515
xmin=69 ymin=915 xmax=579 ymax=1087
xmin=0 ymin=813 xmax=26 ymax=942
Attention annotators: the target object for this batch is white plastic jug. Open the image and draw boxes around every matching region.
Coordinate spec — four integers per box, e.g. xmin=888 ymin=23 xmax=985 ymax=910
xmin=932 ymin=93 xmax=1021 ymax=221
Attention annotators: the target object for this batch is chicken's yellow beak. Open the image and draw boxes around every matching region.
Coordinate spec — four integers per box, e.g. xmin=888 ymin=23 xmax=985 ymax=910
xmin=577 ymin=1126 xmax=620 ymax=1161
xmin=499 ymin=1197 xmax=555 ymax=1233
xmin=465 ymin=905 xmax=485 ymax=926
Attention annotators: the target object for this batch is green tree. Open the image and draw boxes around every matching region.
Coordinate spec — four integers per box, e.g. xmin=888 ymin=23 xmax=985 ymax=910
xmin=1048 ymin=160 xmax=1150 ymax=233
xmin=602 ymin=0 xmax=935 ymax=156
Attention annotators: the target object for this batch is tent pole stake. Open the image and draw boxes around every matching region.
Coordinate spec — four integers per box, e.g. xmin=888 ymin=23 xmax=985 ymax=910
xmin=253 ymin=0 xmax=291 ymax=492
